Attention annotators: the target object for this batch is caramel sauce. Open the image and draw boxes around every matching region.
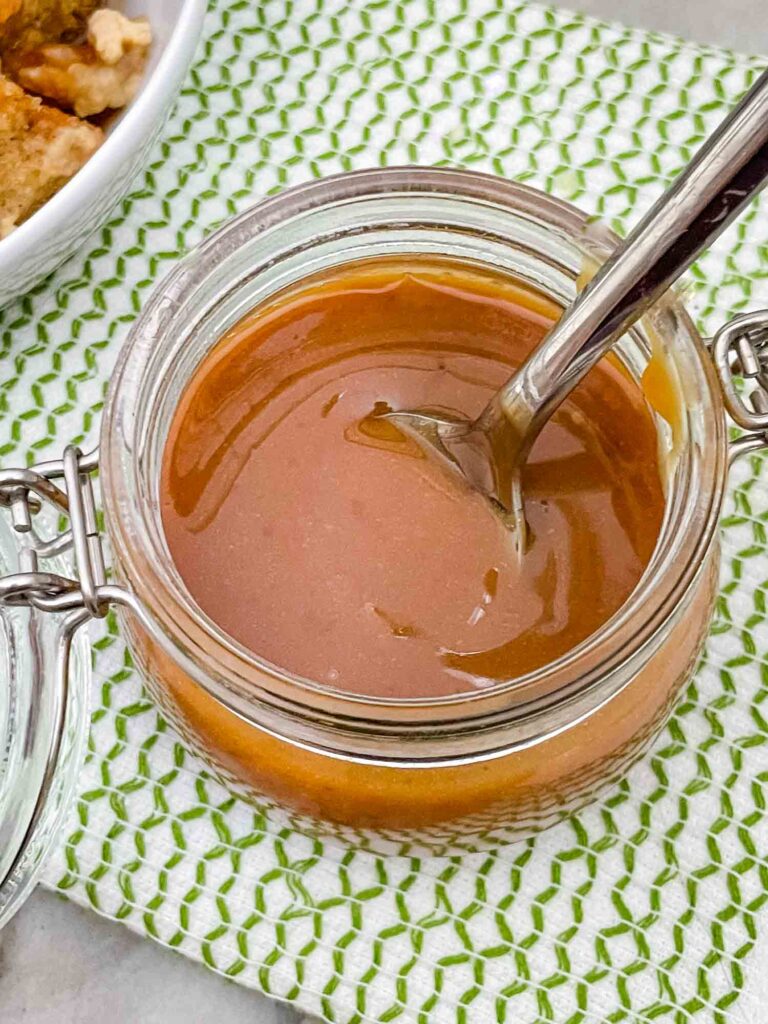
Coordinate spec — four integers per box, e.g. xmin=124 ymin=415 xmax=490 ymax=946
xmin=161 ymin=259 xmax=665 ymax=699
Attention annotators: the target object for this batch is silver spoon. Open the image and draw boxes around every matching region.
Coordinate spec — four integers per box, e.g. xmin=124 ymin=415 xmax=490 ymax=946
xmin=386 ymin=69 xmax=768 ymax=541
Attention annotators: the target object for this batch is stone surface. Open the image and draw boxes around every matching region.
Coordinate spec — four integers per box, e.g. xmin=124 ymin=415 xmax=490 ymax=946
xmin=0 ymin=891 xmax=301 ymax=1023
xmin=1 ymin=3 xmax=765 ymax=1024
xmin=569 ymin=0 xmax=768 ymax=53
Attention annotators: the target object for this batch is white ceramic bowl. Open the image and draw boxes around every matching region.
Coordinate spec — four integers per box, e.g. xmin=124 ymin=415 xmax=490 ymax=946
xmin=0 ymin=0 xmax=206 ymax=307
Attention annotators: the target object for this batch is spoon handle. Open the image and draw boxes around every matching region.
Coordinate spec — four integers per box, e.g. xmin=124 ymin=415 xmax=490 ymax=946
xmin=504 ymin=67 xmax=768 ymax=431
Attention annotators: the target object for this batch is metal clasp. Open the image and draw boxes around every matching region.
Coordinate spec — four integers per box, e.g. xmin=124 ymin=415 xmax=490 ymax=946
xmin=0 ymin=445 xmax=115 ymax=911
xmin=711 ymin=310 xmax=768 ymax=462
xmin=0 ymin=445 xmax=113 ymax=618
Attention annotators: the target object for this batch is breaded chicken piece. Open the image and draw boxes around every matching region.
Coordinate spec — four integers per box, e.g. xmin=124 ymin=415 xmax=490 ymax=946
xmin=0 ymin=0 xmax=98 ymax=52
xmin=7 ymin=8 xmax=151 ymax=116
xmin=0 ymin=72 xmax=102 ymax=237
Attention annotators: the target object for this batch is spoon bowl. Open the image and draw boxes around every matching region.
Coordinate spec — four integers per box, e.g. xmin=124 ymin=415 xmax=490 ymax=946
xmin=383 ymin=398 xmax=530 ymax=543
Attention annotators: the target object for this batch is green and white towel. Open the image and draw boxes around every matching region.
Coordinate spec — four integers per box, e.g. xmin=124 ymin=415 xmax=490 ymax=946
xmin=1 ymin=0 xmax=767 ymax=1019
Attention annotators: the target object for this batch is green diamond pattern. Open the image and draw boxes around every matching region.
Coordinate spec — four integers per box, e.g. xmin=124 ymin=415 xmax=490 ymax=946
xmin=0 ymin=0 xmax=767 ymax=1020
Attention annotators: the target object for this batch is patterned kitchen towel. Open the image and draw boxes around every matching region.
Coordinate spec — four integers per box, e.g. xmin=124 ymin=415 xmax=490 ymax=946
xmin=1 ymin=0 xmax=767 ymax=1020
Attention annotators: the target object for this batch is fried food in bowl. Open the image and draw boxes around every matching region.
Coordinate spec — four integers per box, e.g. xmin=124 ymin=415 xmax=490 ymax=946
xmin=0 ymin=3 xmax=152 ymax=238
xmin=0 ymin=0 xmax=204 ymax=305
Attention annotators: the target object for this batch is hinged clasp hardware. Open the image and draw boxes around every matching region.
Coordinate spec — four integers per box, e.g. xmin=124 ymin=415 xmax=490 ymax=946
xmin=711 ymin=310 xmax=768 ymax=462
xmin=0 ymin=445 xmax=111 ymax=617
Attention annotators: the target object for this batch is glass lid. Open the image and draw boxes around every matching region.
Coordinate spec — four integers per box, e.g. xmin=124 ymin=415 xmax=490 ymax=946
xmin=0 ymin=508 xmax=90 ymax=930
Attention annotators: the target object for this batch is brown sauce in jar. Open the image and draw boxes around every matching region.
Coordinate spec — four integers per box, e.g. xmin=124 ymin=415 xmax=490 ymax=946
xmin=161 ymin=259 xmax=665 ymax=699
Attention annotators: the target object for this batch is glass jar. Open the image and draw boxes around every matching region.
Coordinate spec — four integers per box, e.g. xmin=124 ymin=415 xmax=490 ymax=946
xmin=2 ymin=168 xmax=767 ymax=907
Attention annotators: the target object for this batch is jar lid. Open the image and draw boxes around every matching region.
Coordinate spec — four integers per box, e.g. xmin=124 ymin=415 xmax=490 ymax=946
xmin=0 ymin=509 xmax=90 ymax=929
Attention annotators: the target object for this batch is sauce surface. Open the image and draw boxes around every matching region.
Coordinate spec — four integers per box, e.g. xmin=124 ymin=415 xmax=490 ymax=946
xmin=161 ymin=260 xmax=665 ymax=698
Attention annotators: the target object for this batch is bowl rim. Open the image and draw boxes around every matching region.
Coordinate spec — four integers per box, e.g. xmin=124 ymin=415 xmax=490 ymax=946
xmin=0 ymin=0 xmax=207 ymax=262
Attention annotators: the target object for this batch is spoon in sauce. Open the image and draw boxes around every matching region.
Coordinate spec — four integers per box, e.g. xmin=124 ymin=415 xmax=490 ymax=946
xmin=385 ymin=68 xmax=768 ymax=543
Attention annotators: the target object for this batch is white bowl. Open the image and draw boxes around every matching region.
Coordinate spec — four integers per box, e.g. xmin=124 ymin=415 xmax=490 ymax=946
xmin=0 ymin=0 xmax=206 ymax=307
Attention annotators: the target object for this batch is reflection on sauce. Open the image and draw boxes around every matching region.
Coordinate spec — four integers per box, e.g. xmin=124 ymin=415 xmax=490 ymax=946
xmin=161 ymin=259 xmax=666 ymax=698
xmin=347 ymin=399 xmax=425 ymax=457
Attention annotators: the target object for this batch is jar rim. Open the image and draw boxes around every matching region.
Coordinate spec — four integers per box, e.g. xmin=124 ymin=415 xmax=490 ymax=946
xmin=100 ymin=166 xmax=727 ymax=756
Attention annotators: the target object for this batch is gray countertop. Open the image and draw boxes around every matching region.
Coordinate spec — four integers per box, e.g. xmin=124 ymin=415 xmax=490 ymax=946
xmin=2 ymin=3 xmax=767 ymax=1023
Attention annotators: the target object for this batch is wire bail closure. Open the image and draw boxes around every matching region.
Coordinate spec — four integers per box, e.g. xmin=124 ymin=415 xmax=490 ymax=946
xmin=0 ymin=445 xmax=112 ymax=618
xmin=711 ymin=309 xmax=768 ymax=462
